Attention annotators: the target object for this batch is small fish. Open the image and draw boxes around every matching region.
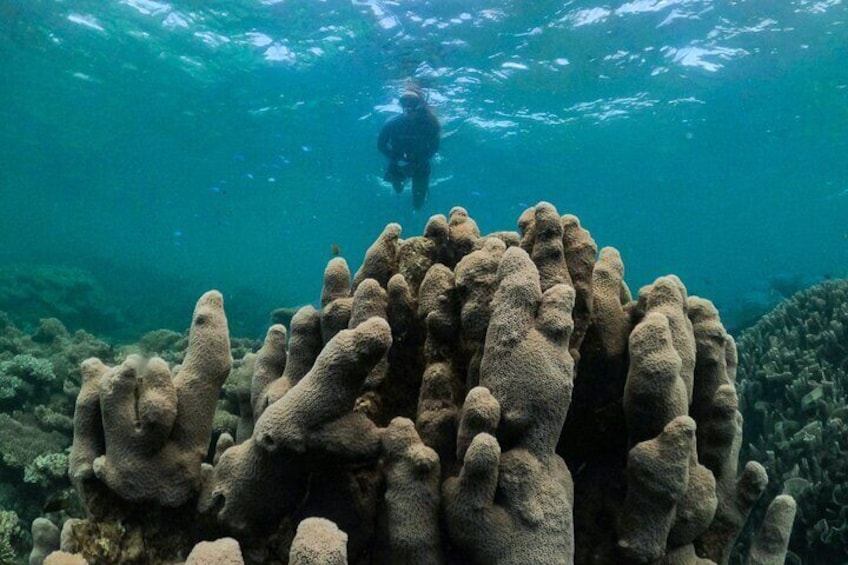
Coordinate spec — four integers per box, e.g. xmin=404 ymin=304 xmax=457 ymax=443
xmin=331 ymin=243 xmax=341 ymax=257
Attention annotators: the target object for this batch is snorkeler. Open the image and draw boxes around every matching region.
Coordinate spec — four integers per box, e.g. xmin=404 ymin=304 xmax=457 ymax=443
xmin=377 ymin=87 xmax=441 ymax=210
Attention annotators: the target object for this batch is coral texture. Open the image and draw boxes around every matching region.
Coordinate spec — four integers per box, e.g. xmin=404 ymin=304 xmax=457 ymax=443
xmin=288 ymin=518 xmax=348 ymax=565
xmin=379 ymin=417 xmax=441 ymax=564
xmin=737 ymin=279 xmax=848 ymax=564
xmin=0 ymin=510 xmax=21 ymax=564
xmin=69 ymin=290 xmax=232 ymax=507
xmin=43 ymin=552 xmax=88 ymax=565
xmin=0 ymin=315 xmax=116 ymax=532
xmin=60 ymin=203 xmax=795 ymax=565
xmin=185 ymin=537 xmax=244 ymax=564
xmin=29 ymin=518 xmax=60 ymax=565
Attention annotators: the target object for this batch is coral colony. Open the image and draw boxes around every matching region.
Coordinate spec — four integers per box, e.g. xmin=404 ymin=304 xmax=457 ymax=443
xmin=35 ymin=203 xmax=794 ymax=564
xmin=737 ymin=279 xmax=848 ymax=564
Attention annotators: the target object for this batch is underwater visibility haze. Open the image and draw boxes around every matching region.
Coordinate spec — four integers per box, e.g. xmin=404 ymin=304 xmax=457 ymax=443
xmin=3 ymin=2 xmax=848 ymax=564
xmin=1 ymin=0 xmax=847 ymax=337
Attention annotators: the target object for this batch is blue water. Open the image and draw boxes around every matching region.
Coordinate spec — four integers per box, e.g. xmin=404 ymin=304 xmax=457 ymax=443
xmin=1 ymin=0 xmax=846 ymax=338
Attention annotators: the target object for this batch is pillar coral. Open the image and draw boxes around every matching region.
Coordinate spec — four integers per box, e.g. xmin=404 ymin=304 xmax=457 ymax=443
xmin=443 ymin=244 xmax=576 ymax=564
xmin=379 ymin=417 xmax=442 ymax=564
xmin=560 ymin=214 xmax=597 ymax=359
xmin=288 ymin=518 xmax=348 ymax=565
xmin=69 ymin=291 xmax=231 ymax=508
xmin=61 ymin=203 xmax=796 ymax=565
xmin=249 ymin=323 xmax=288 ymax=421
xmin=454 ymin=237 xmax=507 ymax=389
xmin=254 ymin=305 xmax=322 ymax=420
xmin=416 ymin=263 xmax=463 ymax=469
xmin=185 ymin=537 xmax=244 ymax=565
xmin=43 ymin=553 xmax=87 ymax=565
xmin=253 ymin=316 xmax=390 ymax=458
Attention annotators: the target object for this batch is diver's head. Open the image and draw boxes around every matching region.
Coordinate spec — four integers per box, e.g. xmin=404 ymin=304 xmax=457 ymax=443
xmin=400 ymin=90 xmax=423 ymax=113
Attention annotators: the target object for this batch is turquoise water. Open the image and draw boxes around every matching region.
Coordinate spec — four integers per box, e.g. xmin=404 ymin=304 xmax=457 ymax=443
xmin=1 ymin=0 xmax=846 ymax=339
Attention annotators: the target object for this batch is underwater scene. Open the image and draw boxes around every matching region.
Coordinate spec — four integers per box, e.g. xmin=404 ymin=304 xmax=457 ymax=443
xmin=1 ymin=1 xmax=847 ymax=563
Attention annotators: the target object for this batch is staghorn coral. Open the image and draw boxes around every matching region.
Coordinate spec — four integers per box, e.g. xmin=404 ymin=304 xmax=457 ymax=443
xmin=33 ymin=406 xmax=74 ymax=434
xmin=0 ymin=313 xmax=115 ymax=415
xmin=736 ymin=279 xmax=848 ymax=564
xmin=0 ymin=414 xmax=67 ymax=476
xmin=0 ymin=354 xmax=55 ymax=406
xmin=24 ymin=453 xmax=69 ymax=489
xmin=0 ymin=510 xmax=21 ymax=565
xmin=59 ymin=203 xmax=795 ymax=565
xmin=0 ymin=317 xmax=119 ymax=561
xmin=2 ymin=354 xmax=55 ymax=385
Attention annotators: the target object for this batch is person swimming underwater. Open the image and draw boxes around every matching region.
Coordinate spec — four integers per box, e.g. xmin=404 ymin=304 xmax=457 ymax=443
xmin=377 ymin=87 xmax=441 ymax=210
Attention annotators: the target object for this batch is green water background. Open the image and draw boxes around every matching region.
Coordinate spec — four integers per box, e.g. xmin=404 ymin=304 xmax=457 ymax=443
xmin=1 ymin=0 xmax=846 ymax=339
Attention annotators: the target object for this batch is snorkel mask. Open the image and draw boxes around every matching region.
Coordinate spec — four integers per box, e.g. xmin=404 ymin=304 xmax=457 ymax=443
xmin=400 ymin=90 xmax=422 ymax=111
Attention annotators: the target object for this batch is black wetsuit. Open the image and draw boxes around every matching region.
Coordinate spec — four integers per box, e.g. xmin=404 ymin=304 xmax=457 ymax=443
xmin=377 ymin=109 xmax=440 ymax=209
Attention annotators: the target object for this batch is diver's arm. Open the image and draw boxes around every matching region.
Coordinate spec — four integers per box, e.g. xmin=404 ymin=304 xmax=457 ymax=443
xmin=424 ymin=118 xmax=441 ymax=159
xmin=430 ymin=127 xmax=440 ymax=157
xmin=377 ymin=120 xmax=400 ymax=160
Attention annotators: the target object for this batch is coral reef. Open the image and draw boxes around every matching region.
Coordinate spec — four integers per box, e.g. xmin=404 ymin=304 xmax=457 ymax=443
xmin=43 ymin=203 xmax=794 ymax=564
xmin=70 ymin=291 xmax=233 ymax=507
xmin=0 ymin=306 xmax=260 ymax=562
xmin=736 ymin=279 xmax=848 ymax=564
xmin=0 ymin=265 xmax=125 ymax=338
xmin=0 ymin=510 xmax=21 ymax=564
xmin=0 ymin=316 xmax=114 ymax=548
